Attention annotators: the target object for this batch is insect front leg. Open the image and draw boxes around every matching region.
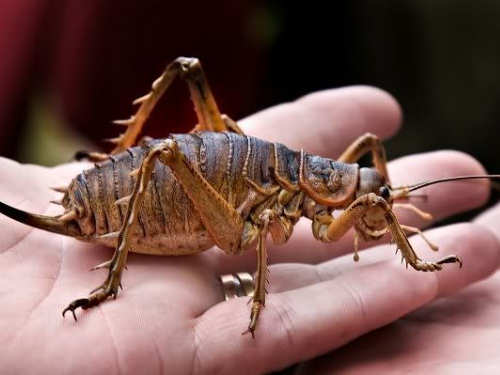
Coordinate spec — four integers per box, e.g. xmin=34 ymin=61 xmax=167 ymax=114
xmin=312 ymin=193 xmax=462 ymax=271
xmin=62 ymin=143 xmax=168 ymax=320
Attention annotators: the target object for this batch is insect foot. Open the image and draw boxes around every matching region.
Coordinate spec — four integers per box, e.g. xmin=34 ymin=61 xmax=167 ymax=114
xmin=242 ymin=301 xmax=263 ymax=339
xmin=62 ymin=266 xmax=123 ymax=321
xmin=62 ymin=298 xmax=92 ymax=321
xmin=411 ymin=255 xmax=463 ymax=272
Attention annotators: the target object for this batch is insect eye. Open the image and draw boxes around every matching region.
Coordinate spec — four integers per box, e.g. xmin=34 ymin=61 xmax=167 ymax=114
xmin=379 ymin=186 xmax=390 ymax=200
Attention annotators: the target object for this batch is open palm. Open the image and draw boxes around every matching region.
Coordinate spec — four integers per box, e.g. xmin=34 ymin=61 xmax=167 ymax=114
xmin=1 ymin=87 xmax=498 ymax=374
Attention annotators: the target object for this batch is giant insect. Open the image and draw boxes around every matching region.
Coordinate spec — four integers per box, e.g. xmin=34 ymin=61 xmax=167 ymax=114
xmin=0 ymin=57 xmax=497 ymax=337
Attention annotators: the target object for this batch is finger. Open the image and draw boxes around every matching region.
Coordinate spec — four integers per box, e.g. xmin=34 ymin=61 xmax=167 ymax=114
xmin=268 ymin=223 xmax=492 ymax=293
xmin=391 ymin=150 xmax=490 ymax=223
xmin=0 ymin=158 xmax=55 ymax=203
xmin=0 ymin=157 xmax=83 ymax=218
xmin=209 ymin=150 xmax=489 ymax=273
xmin=193 ymin=223 xmax=500 ymax=374
xmin=52 ymin=161 xmax=93 ymax=182
xmin=474 ymin=202 xmax=500 ymax=243
xmin=241 ymin=86 xmax=402 ymax=158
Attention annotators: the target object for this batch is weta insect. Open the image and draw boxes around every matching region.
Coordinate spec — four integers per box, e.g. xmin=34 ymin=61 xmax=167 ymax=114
xmin=0 ymin=57 xmax=498 ymax=337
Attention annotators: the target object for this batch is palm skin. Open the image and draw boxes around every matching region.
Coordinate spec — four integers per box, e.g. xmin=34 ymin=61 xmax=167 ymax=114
xmin=1 ymin=87 xmax=499 ymax=374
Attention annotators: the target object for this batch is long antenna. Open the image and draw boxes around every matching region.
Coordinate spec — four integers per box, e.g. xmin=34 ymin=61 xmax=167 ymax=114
xmin=392 ymin=175 xmax=500 ymax=193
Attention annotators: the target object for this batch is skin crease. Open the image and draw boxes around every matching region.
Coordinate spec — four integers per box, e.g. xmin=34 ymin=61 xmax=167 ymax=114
xmin=1 ymin=86 xmax=499 ymax=374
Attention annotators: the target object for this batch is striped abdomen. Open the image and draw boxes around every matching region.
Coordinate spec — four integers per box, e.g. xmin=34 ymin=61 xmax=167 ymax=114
xmin=64 ymin=132 xmax=301 ymax=255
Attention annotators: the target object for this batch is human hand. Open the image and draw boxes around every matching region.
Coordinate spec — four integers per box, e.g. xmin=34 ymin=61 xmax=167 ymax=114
xmin=1 ymin=87 xmax=496 ymax=374
xmin=298 ymin=201 xmax=500 ymax=374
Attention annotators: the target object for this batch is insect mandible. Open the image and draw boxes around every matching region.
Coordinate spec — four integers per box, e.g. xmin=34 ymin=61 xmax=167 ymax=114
xmin=0 ymin=56 xmax=497 ymax=337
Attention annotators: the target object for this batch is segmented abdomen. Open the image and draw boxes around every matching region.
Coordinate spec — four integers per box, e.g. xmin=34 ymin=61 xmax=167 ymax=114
xmin=67 ymin=132 xmax=300 ymax=254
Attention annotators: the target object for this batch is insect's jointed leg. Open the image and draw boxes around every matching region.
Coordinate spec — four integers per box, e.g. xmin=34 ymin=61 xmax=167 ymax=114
xmin=401 ymin=224 xmax=439 ymax=252
xmin=111 ymin=57 xmax=243 ymax=154
xmin=337 ymin=133 xmax=390 ymax=183
xmin=312 ymin=193 xmax=462 ymax=271
xmin=73 ymin=150 xmax=110 ymax=163
xmin=393 ymin=203 xmax=433 ymax=221
xmin=156 ymin=139 xmax=245 ymax=252
xmin=385 ymin=208 xmax=462 ymax=270
xmin=220 ymin=114 xmax=244 ymax=135
xmin=243 ymin=209 xmax=273 ymax=338
xmin=63 ymin=144 xmax=168 ymax=319
xmin=63 ymin=137 xmax=247 ymax=319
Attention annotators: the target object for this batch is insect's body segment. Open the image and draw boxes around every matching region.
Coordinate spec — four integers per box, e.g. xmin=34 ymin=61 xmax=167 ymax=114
xmin=0 ymin=56 xmax=469 ymax=336
xmin=64 ymin=132 xmax=366 ymax=256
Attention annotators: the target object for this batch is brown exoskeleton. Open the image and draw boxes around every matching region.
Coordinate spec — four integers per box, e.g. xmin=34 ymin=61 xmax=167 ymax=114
xmin=0 ymin=57 xmax=498 ymax=337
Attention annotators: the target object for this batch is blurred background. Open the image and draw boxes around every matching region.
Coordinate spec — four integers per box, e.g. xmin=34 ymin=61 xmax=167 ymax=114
xmin=0 ymin=0 xmax=498 ymax=168
xmin=0 ymin=0 xmax=498 ymax=170
xmin=0 ymin=1 xmax=498 ymax=372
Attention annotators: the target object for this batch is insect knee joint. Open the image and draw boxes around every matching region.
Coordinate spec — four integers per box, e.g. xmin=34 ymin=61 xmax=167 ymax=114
xmin=176 ymin=57 xmax=201 ymax=77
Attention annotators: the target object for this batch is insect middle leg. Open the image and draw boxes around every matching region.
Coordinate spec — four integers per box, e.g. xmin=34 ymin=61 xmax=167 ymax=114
xmin=337 ymin=133 xmax=390 ymax=183
xmin=312 ymin=193 xmax=462 ymax=271
xmin=242 ymin=209 xmax=274 ymax=338
xmin=338 ymin=133 xmax=432 ymax=219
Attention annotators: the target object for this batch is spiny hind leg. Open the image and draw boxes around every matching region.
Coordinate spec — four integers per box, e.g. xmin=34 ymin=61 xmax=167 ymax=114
xmin=125 ymin=138 xmax=245 ymax=252
xmin=74 ymin=57 xmax=244 ymax=162
xmin=154 ymin=138 xmax=244 ymax=251
xmin=62 ymin=143 xmax=167 ymax=320
xmin=110 ymin=56 xmax=243 ymax=154
xmin=312 ymin=193 xmax=462 ymax=271
xmin=63 ymin=137 xmax=246 ymax=320
xmin=337 ymin=133 xmax=390 ymax=184
xmin=220 ymin=114 xmax=244 ymax=135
